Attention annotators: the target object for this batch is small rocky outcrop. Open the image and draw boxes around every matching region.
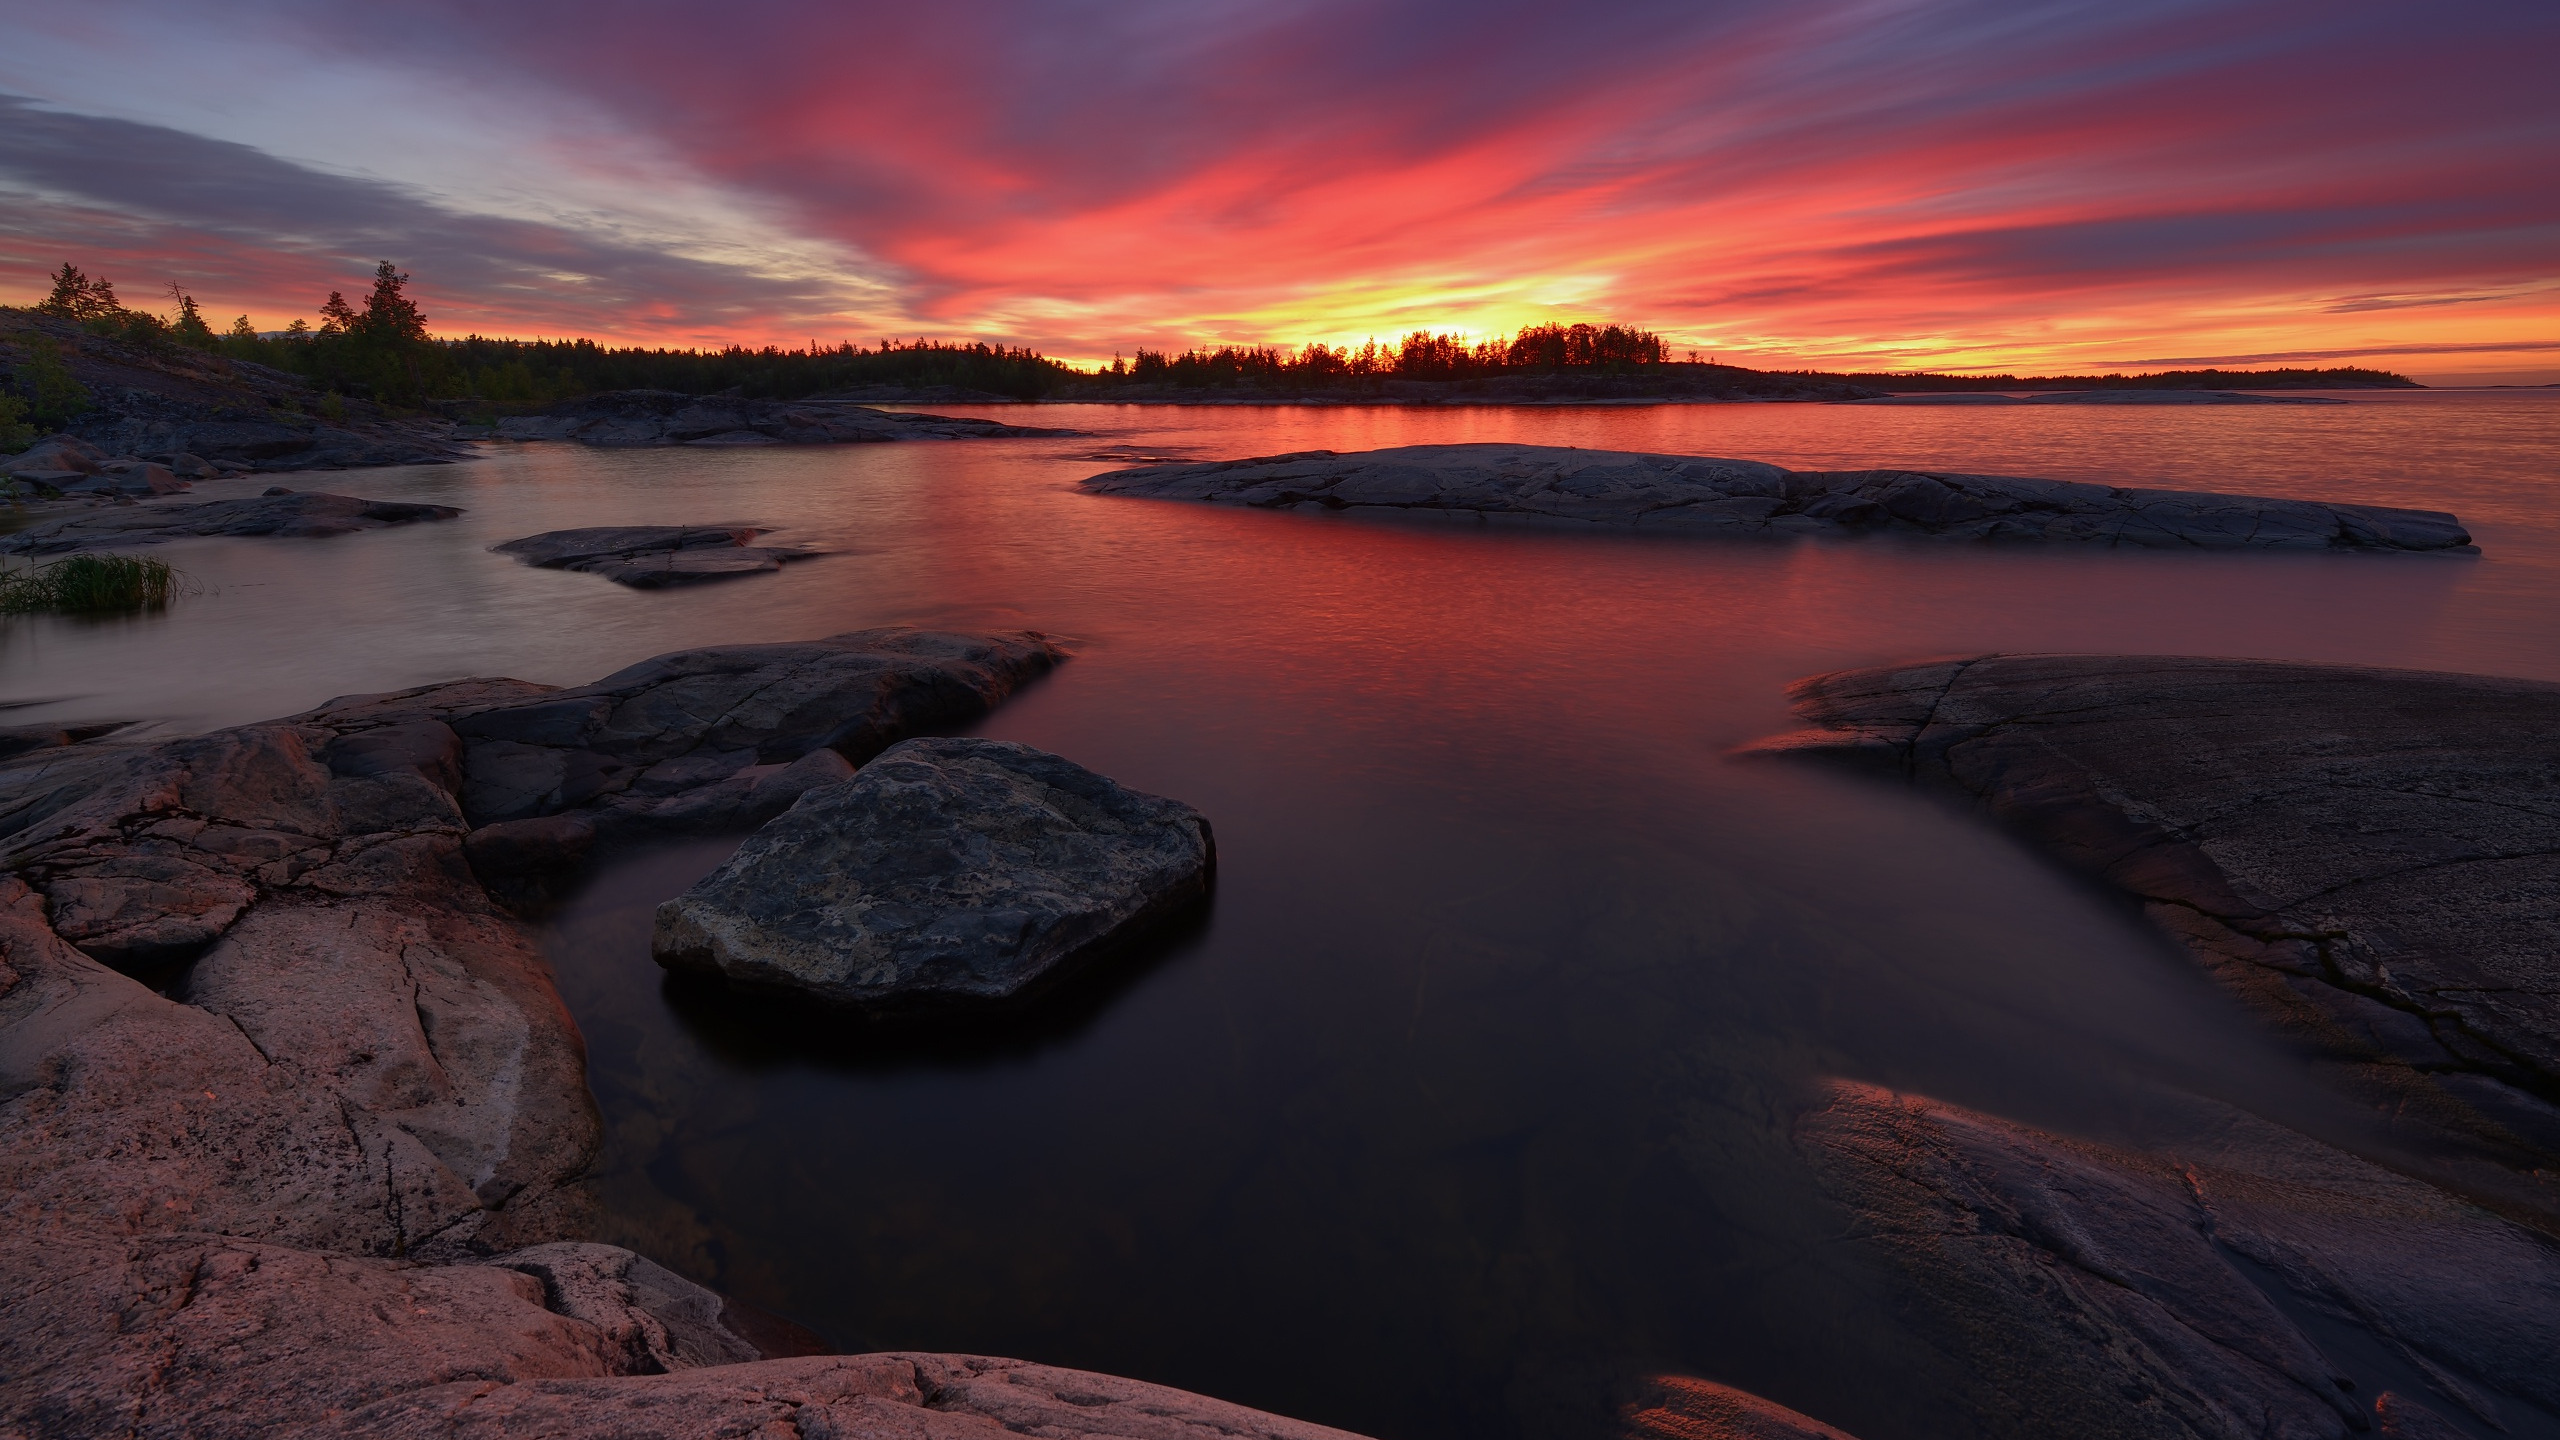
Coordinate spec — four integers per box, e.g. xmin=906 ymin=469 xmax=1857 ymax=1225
xmin=0 ymin=490 xmax=463 ymax=554
xmin=492 ymin=525 xmax=822 ymax=587
xmin=654 ymin=737 xmax=1214 ymax=1009
xmin=1755 ymin=655 xmax=2560 ymax=1188
xmin=493 ymin=390 xmax=1072 ymax=447
xmin=1083 ymin=443 xmax=2474 ymax=552
xmin=1799 ymin=1081 xmax=2560 ymax=1440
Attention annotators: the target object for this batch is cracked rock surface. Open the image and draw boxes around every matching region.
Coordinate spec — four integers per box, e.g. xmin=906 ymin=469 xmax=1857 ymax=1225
xmin=1623 ymin=1377 xmax=1862 ymax=1439
xmin=654 ymin=737 xmax=1214 ymax=1009
xmin=492 ymin=524 xmax=822 ymax=587
xmin=1800 ymin=1081 xmax=2560 ymax=1440
xmin=0 ymin=491 xmax=462 ymax=555
xmin=0 ymin=625 xmax=1379 ymax=1438
xmin=1083 ymin=443 xmax=2474 ymax=552
xmin=1757 ymin=655 xmax=2560 ymax=1186
xmin=493 ymin=389 xmax=1073 ymax=446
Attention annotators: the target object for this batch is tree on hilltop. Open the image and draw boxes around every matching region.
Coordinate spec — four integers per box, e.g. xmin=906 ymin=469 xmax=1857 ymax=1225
xmin=359 ymin=261 xmax=427 ymax=343
xmin=167 ymin=283 xmax=216 ymax=345
xmin=317 ymin=291 xmax=358 ymax=335
xmin=40 ymin=262 xmax=123 ymax=320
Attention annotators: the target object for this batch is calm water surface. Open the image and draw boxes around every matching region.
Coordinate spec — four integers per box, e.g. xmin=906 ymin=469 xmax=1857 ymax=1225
xmin=7 ymin=393 xmax=2558 ymax=1439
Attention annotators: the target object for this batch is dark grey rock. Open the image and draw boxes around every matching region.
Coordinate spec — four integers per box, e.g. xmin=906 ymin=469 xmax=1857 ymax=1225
xmin=1084 ymin=443 xmax=2473 ymax=552
xmin=493 ymin=390 xmax=1073 ymax=446
xmin=0 ymin=720 xmax=130 ymax=761
xmin=1801 ymin=1081 xmax=2560 ymax=1440
xmin=492 ymin=525 xmax=821 ymax=587
xmin=0 ymin=491 xmax=462 ymax=554
xmin=398 ymin=626 xmax=1067 ymax=835
xmin=57 ymin=461 xmax=187 ymax=497
xmin=1758 ymin=655 xmax=2560 ymax=1184
xmin=653 ymin=738 xmax=1213 ymax=1009
xmin=3 ymin=434 xmax=106 ymax=475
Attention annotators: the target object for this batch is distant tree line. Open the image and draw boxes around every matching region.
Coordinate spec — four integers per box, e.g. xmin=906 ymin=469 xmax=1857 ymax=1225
xmin=1827 ymin=366 xmax=2418 ymax=391
xmin=21 ymin=260 xmax=1078 ymax=408
xmin=1112 ymin=322 xmax=1672 ymax=390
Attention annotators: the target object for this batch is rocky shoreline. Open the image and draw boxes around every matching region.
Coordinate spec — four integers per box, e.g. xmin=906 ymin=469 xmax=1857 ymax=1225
xmin=1748 ymin=654 xmax=2560 ymax=1440
xmin=1084 ymin=444 xmax=2476 ymax=552
xmin=0 ymin=627 xmax=1386 ymax=1437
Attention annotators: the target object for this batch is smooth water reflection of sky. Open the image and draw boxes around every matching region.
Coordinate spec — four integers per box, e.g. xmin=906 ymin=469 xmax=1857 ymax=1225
xmin=7 ymin=393 xmax=2559 ymax=1439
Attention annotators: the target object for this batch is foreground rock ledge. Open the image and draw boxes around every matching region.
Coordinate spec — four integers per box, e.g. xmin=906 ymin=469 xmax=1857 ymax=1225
xmin=654 ymin=737 xmax=1214 ymax=1009
xmin=1801 ymin=1081 xmax=2560 ymax=1440
xmin=1756 ymin=655 xmax=2560 ymax=1192
xmin=1084 ymin=443 xmax=2473 ymax=551
xmin=7 ymin=628 xmax=1370 ymax=1438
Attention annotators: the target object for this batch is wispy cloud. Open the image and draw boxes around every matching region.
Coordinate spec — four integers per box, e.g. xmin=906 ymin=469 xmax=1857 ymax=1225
xmin=0 ymin=0 xmax=2555 ymax=370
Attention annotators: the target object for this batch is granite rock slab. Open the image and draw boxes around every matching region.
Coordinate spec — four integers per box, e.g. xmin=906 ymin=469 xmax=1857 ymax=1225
xmin=0 ymin=491 xmax=461 ymax=554
xmin=1758 ymin=655 xmax=2560 ymax=1193
xmin=1800 ymin=1080 xmax=2560 ymax=1440
xmin=654 ymin=737 xmax=1213 ymax=1009
xmin=1083 ymin=443 xmax=2473 ymax=552
xmin=493 ymin=524 xmax=822 ymax=587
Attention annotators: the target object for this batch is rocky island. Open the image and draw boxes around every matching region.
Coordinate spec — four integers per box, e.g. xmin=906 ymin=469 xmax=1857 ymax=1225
xmin=491 ymin=525 xmax=823 ymax=587
xmin=1084 ymin=444 xmax=2474 ymax=551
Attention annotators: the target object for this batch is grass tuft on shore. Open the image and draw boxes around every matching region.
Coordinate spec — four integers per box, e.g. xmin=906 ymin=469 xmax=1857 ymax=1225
xmin=0 ymin=553 xmax=188 ymax=614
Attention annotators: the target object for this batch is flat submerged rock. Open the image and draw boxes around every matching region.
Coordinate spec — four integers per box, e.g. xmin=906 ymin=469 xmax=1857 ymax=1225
xmin=1083 ymin=442 xmax=2473 ymax=552
xmin=654 ymin=737 xmax=1214 ymax=1010
xmin=493 ymin=524 xmax=822 ymax=587
xmin=0 ymin=490 xmax=461 ymax=554
xmin=494 ymin=389 xmax=1074 ymax=446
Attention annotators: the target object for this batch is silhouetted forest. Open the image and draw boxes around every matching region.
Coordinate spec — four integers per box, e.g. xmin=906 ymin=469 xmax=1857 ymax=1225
xmin=23 ymin=261 xmax=1075 ymax=405
xmin=13 ymin=260 xmax=2419 ymax=414
xmin=1109 ymin=323 xmax=1672 ymax=390
xmin=1832 ymin=366 xmax=2417 ymax=391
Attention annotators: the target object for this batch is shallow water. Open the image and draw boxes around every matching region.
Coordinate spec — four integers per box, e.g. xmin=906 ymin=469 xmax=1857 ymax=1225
xmin=7 ymin=392 xmax=2558 ymax=1438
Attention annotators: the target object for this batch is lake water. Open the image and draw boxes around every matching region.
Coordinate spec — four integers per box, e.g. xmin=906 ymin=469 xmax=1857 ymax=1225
xmin=6 ymin=392 xmax=2557 ymax=1439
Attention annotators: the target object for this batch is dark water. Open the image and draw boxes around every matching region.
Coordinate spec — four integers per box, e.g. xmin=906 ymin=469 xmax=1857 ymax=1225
xmin=8 ymin=393 xmax=2558 ymax=1438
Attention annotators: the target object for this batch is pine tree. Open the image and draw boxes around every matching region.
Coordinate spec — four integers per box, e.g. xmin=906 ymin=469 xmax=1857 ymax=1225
xmin=168 ymin=283 xmax=215 ymax=345
xmin=359 ymin=261 xmax=427 ymax=343
xmin=317 ymin=291 xmax=358 ymax=336
xmin=40 ymin=263 xmax=121 ymax=320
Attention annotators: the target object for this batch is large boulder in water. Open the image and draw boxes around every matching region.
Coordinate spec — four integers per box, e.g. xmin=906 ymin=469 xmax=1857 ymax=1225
xmin=652 ymin=737 xmax=1213 ymax=1009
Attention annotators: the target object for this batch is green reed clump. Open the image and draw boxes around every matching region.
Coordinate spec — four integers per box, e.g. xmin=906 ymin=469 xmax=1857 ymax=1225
xmin=0 ymin=553 xmax=187 ymax=613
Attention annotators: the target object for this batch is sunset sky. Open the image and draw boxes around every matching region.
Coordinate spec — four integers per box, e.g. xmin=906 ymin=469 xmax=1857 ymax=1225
xmin=1 ymin=1 xmax=2554 ymax=381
